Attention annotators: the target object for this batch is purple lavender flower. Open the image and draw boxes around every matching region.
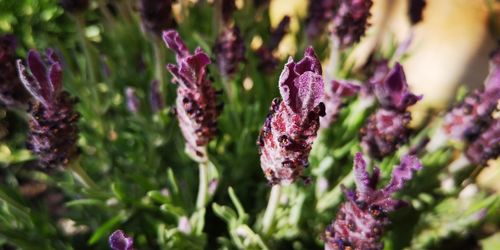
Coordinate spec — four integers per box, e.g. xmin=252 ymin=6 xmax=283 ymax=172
xmin=0 ymin=35 xmax=30 ymax=108
xmin=443 ymin=49 xmax=500 ymax=142
xmin=17 ymin=49 xmax=80 ymax=167
xmin=305 ymin=0 xmax=337 ymax=39
xmin=331 ymin=0 xmax=373 ymax=49
xmin=257 ymin=47 xmax=325 ymax=185
xmin=256 ymin=16 xmax=291 ymax=73
xmin=213 ymin=26 xmax=246 ymax=77
xmin=163 ymin=30 xmax=219 ymax=162
xmin=361 ymin=63 xmax=421 ymax=158
xmin=109 ymin=230 xmax=134 ymax=250
xmin=324 ymin=153 xmax=422 ymax=250
xmin=125 ymin=87 xmax=140 ymax=113
xmin=408 ymin=0 xmax=426 ymax=25
xmin=466 ymin=119 xmax=499 ymax=166
xmin=59 ymin=0 xmax=89 ymax=13
xmin=321 ymin=80 xmax=360 ymax=128
xmin=139 ymin=0 xmax=176 ymax=37
xmin=149 ymin=80 xmax=165 ymax=113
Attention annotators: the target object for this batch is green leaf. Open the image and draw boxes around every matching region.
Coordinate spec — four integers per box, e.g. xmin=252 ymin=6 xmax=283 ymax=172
xmin=88 ymin=211 xmax=129 ymax=245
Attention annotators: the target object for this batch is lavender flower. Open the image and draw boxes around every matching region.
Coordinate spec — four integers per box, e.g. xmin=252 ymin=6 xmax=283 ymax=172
xmin=125 ymin=87 xmax=140 ymax=113
xmin=321 ymin=80 xmax=360 ymax=128
xmin=443 ymin=49 xmax=500 ymax=142
xmin=408 ymin=0 xmax=426 ymax=25
xmin=465 ymin=119 xmax=499 ymax=166
xmin=213 ymin=26 xmax=246 ymax=77
xmin=17 ymin=49 xmax=80 ymax=167
xmin=256 ymin=16 xmax=291 ymax=73
xmin=257 ymin=47 xmax=325 ymax=185
xmin=361 ymin=63 xmax=421 ymax=158
xmin=59 ymin=0 xmax=89 ymax=13
xmin=109 ymin=230 xmax=134 ymax=250
xmin=163 ymin=30 xmax=219 ymax=162
xmin=0 ymin=35 xmax=30 ymax=108
xmin=139 ymin=0 xmax=176 ymax=37
xmin=324 ymin=153 xmax=422 ymax=250
xmin=305 ymin=0 xmax=337 ymax=39
xmin=331 ymin=0 xmax=373 ymax=49
xmin=149 ymin=80 xmax=165 ymax=113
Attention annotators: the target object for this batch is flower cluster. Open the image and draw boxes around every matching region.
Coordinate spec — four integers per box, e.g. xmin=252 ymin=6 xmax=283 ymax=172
xmin=360 ymin=63 xmax=421 ymax=159
xmin=331 ymin=0 xmax=373 ymax=48
xmin=213 ymin=26 xmax=246 ymax=77
xmin=17 ymin=49 xmax=80 ymax=167
xmin=257 ymin=47 xmax=325 ymax=185
xmin=443 ymin=49 xmax=500 ymax=165
xmin=109 ymin=230 xmax=134 ymax=250
xmin=321 ymin=80 xmax=360 ymax=128
xmin=0 ymin=35 xmax=30 ymax=108
xmin=163 ymin=30 xmax=220 ymax=162
xmin=138 ymin=0 xmax=176 ymax=37
xmin=324 ymin=153 xmax=422 ymax=250
xmin=305 ymin=0 xmax=337 ymax=39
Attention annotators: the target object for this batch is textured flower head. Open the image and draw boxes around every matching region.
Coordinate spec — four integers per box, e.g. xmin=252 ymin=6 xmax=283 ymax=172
xmin=466 ymin=119 xmax=500 ymax=166
xmin=324 ymin=153 xmax=422 ymax=250
xmin=139 ymin=0 xmax=176 ymax=37
xmin=257 ymin=47 xmax=325 ymax=185
xmin=164 ymin=30 xmax=219 ymax=162
xmin=17 ymin=49 xmax=80 ymax=167
xmin=321 ymin=80 xmax=360 ymax=128
xmin=109 ymin=230 xmax=134 ymax=250
xmin=372 ymin=63 xmax=422 ymax=111
xmin=0 ymin=34 xmax=30 ymax=108
xmin=443 ymin=49 xmax=500 ymax=141
xmin=361 ymin=63 xmax=421 ymax=158
xmin=331 ymin=0 xmax=373 ymax=49
xmin=213 ymin=26 xmax=246 ymax=77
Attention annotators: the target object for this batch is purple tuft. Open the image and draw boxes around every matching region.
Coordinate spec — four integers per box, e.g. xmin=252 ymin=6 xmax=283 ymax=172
xmin=109 ymin=230 xmax=134 ymax=250
xmin=213 ymin=26 xmax=246 ymax=77
xmin=331 ymin=0 xmax=373 ymax=48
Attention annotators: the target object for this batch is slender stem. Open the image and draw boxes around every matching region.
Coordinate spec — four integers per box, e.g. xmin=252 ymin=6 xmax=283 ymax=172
xmin=0 ymin=189 xmax=30 ymax=217
xmin=67 ymin=160 xmax=99 ymax=191
xmin=153 ymin=39 xmax=166 ymax=88
xmin=325 ymin=38 xmax=340 ymax=83
xmin=75 ymin=15 xmax=97 ymax=84
xmin=195 ymin=161 xmax=209 ymax=209
xmin=262 ymin=185 xmax=282 ymax=235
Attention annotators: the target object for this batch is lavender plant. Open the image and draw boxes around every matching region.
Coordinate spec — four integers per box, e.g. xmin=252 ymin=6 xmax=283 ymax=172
xmin=0 ymin=1 xmax=497 ymax=250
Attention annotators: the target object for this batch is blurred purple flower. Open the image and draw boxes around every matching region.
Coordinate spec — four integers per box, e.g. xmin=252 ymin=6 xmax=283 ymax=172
xmin=324 ymin=153 xmax=422 ymax=250
xmin=109 ymin=230 xmax=134 ymax=250
xmin=443 ymin=49 xmax=500 ymax=142
xmin=17 ymin=49 xmax=80 ymax=167
xmin=0 ymin=35 xmax=30 ymax=108
xmin=466 ymin=119 xmax=499 ymax=166
xmin=221 ymin=0 xmax=237 ymax=24
xmin=257 ymin=47 xmax=325 ymax=185
xmin=149 ymin=80 xmax=165 ymax=113
xmin=139 ymin=0 xmax=176 ymax=37
xmin=408 ymin=0 xmax=426 ymax=25
xmin=125 ymin=87 xmax=140 ymax=113
xmin=321 ymin=80 xmax=360 ymax=128
xmin=331 ymin=0 xmax=373 ymax=49
xmin=305 ymin=0 xmax=337 ymax=39
xmin=213 ymin=26 xmax=246 ymax=77
xmin=361 ymin=63 xmax=421 ymax=158
xmin=163 ymin=30 xmax=219 ymax=162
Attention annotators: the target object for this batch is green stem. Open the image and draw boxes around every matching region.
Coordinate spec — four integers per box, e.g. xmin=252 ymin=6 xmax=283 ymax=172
xmin=195 ymin=161 xmax=209 ymax=209
xmin=262 ymin=185 xmax=282 ymax=235
xmin=153 ymin=39 xmax=166 ymax=88
xmin=316 ymin=171 xmax=354 ymax=212
xmin=75 ymin=15 xmax=97 ymax=84
xmin=68 ymin=160 xmax=99 ymax=191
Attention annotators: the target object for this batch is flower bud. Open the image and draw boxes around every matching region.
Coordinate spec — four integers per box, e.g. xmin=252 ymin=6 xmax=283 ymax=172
xmin=257 ymin=47 xmax=325 ymax=185
xmin=109 ymin=230 xmax=134 ymax=250
xmin=213 ymin=26 xmax=246 ymax=77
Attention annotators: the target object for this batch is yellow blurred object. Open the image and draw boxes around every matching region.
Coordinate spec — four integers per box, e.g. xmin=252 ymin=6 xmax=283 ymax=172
xmin=269 ymin=0 xmax=308 ymax=58
xmin=477 ymin=158 xmax=500 ymax=193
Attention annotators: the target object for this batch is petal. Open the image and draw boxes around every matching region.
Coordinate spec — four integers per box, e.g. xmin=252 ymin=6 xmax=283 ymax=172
xmin=17 ymin=59 xmax=48 ymax=107
xmin=163 ymin=30 xmax=189 ymax=59
xmin=382 ymin=154 xmax=422 ymax=196
xmin=27 ymin=50 xmax=51 ymax=102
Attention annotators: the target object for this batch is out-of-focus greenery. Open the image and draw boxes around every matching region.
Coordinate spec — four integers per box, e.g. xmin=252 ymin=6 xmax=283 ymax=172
xmin=0 ymin=0 xmax=498 ymax=249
